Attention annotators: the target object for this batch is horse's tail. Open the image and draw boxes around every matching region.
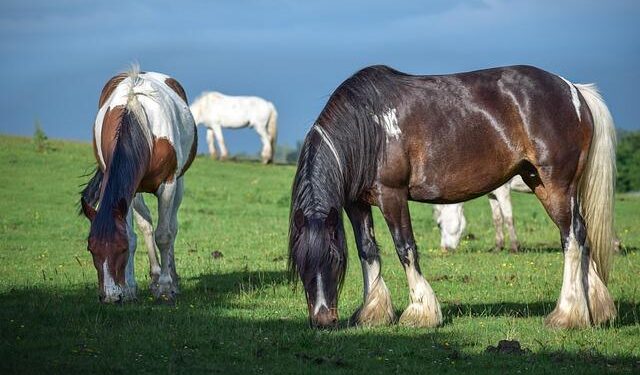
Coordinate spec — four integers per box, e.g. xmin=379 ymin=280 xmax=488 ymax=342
xmin=575 ymin=83 xmax=617 ymax=285
xmin=266 ymin=104 xmax=278 ymax=161
xmin=79 ymin=168 xmax=103 ymax=214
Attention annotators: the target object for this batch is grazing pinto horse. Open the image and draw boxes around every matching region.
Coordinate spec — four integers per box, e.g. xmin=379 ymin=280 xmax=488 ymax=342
xmin=288 ymin=65 xmax=616 ymax=329
xmin=80 ymin=68 xmax=196 ymax=303
xmin=189 ymin=92 xmax=278 ymax=163
xmin=434 ymin=175 xmax=532 ymax=251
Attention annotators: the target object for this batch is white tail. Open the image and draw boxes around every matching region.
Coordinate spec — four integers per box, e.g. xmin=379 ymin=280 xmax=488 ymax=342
xmin=575 ymin=83 xmax=617 ymax=285
xmin=267 ymin=104 xmax=278 ymax=161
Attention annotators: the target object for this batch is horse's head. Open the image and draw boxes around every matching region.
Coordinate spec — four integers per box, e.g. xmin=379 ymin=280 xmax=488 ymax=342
xmin=81 ymin=197 xmax=130 ymax=303
xmin=289 ymin=207 xmax=346 ymax=329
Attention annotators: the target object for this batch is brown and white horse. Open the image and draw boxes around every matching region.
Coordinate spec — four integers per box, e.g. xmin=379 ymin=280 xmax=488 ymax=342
xmin=80 ymin=67 xmax=196 ymax=303
xmin=288 ymin=65 xmax=616 ymax=329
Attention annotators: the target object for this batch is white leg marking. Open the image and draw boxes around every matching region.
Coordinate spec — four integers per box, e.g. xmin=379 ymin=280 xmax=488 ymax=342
xmin=399 ymin=251 xmax=443 ymax=327
xmin=314 ymin=272 xmax=328 ymax=315
xmin=356 ymin=258 xmax=395 ymax=326
xmin=133 ymin=195 xmax=161 ymax=281
xmin=559 ymin=76 xmax=581 ymax=121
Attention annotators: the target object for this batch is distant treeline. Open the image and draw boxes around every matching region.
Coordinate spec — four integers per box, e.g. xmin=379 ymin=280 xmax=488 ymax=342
xmin=617 ymin=130 xmax=640 ymax=193
xmin=275 ymin=130 xmax=640 ymax=192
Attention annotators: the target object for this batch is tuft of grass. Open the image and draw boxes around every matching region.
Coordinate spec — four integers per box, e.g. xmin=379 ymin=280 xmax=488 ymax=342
xmin=32 ymin=120 xmax=50 ymax=154
xmin=0 ymin=135 xmax=638 ymax=374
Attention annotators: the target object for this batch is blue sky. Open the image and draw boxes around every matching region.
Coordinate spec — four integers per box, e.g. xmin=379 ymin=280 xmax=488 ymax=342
xmin=1 ymin=0 xmax=638 ymax=154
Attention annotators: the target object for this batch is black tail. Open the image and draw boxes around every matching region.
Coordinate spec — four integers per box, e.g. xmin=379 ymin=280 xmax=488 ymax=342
xmin=79 ymin=168 xmax=103 ymax=214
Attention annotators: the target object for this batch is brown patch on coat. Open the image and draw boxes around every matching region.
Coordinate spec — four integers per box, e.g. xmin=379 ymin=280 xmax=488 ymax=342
xmin=164 ymin=78 xmax=188 ymax=104
xmin=138 ymin=137 xmax=178 ymax=193
xmin=180 ymin=126 xmax=198 ymax=177
xmin=98 ymin=73 xmax=127 ymax=108
xmin=99 ymin=105 xmax=126 ymax=167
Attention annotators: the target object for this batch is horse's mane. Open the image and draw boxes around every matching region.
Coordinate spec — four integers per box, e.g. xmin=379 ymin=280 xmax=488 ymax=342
xmin=288 ymin=65 xmax=407 ymax=284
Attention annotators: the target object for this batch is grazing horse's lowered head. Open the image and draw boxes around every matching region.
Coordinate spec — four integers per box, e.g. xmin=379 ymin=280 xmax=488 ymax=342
xmin=290 ymin=207 xmax=346 ymax=328
xmin=81 ymin=197 xmax=130 ymax=303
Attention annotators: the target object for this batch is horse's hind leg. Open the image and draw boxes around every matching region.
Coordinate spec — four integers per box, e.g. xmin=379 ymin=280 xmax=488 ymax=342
xmin=524 ymin=176 xmax=613 ymax=328
xmin=379 ymin=187 xmax=442 ymax=327
xmin=211 ymin=124 xmax=228 ymax=160
xmin=346 ymin=202 xmax=395 ymax=326
xmin=255 ymin=123 xmax=273 ymax=164
xmin=133 ymin=194 xmax=161 ymax=292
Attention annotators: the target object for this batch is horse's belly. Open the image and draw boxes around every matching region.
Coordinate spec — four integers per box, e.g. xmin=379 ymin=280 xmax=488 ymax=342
xmin=407 ymin=161 xmax=518 ymax=204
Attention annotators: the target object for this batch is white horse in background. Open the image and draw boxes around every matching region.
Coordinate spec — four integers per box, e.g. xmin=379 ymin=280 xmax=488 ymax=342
xmin=190 ymin=92 xmax=278 ymax=164
xmin=434 ymin=175 xmax=532 ymax=252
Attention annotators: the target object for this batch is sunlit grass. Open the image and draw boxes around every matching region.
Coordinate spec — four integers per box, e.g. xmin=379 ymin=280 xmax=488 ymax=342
xmin=0 ymin=135 xmax=638 ymax=374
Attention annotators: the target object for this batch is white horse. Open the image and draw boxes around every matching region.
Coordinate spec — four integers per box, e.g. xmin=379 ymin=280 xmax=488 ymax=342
xmin=189 ymin=92 xmax=278 ymax=163
xmin=434 ymin=175 xmax=532 ymax=251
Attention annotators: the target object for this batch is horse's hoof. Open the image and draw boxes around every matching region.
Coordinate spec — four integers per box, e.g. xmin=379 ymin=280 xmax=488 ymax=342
xmin=349 ymin=279 xmax=395 ymax=327
xmin=544 ymin=306 xmax=590 ymax=329
xmin=399 ymin=302 xmax=443 ymax=328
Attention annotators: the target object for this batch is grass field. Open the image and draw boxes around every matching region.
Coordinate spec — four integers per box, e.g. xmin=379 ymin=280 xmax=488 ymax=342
xmin=1 ymin=135 xmax=639 ymax=374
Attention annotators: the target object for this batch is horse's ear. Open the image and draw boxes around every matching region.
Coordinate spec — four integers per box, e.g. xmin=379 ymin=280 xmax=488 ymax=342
xmin=293 ymin=209 xmax=306 ymax=230
xmin=113 ymin=198 xmax=128 ymax=220
xmin=325 ymin=207 xmax=339 ymax=229
xmin=81 ymin=197 xmax=97 ymax=222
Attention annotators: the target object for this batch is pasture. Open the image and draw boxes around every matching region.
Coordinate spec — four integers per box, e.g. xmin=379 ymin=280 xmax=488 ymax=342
xmin=0 ymin=135 xmax=638 ymax=374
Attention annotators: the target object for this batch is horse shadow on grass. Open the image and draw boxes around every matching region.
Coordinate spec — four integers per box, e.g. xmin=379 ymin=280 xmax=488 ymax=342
xmin=0 ymin=277 xmax=638 ymax=374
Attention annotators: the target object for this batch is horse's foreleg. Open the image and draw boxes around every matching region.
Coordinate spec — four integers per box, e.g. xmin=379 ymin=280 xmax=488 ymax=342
xmin=379 ymin=187 xmax=442 ymax=327
xmin=212 ymin=124 xmax=228 ymax=160
xmin=133 ymin=194 xmax=161 ymax=290
xmin=123 ymin=206 xmax=138 ymax=301
xmin=206 ymin=128 xmax=217 ymax=159
xmin=153 ymin=180 xmax=181 ymax=303
xmin=345 ymin=202 xmax=394 ymax=326
xmin=495 ymin=186 xmax=519 ymax=252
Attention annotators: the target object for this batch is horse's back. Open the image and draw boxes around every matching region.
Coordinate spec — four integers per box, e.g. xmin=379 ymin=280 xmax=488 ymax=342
xmin=350 ymin=65 xmax=593 ymax=203
xmin=94 ymin=71 xmax=196 ymax=179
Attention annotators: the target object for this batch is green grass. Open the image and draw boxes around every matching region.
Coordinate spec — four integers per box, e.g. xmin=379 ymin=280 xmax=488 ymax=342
xmin=0 ymin=135 xmax=638 ymax=374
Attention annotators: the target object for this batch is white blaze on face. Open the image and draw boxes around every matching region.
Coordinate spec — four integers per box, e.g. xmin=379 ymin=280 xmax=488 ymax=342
xmin=559 ymin=76 xmax=581 ymax=121
xmin=314 ymin=272 xmax=328 ymax=315
xmin=102 ymin=260 xmax=121 ymax=301
xmin=373 ymin=108 xmax=401 ymax=140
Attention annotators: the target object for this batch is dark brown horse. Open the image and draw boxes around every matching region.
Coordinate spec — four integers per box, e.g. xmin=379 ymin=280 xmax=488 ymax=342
xmin=288 ymin=65 xmax=616 ymax=329
xmin=80 ymin=67 xmax=196 ymax=303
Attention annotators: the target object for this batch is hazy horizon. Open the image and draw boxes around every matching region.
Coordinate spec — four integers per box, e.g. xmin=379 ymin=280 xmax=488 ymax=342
xmin=2 ymin=0 xmax=638 ymax=154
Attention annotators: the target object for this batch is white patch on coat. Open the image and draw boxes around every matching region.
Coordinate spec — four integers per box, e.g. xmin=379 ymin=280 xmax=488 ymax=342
xmin=558 ymin=76 xmax=581 ymax=121
xmin=314 ymin=273 xmax=328 ymax=315
xmin=373 ymin=108 xmax=401 ymax=140
xmin=313 ymin=125 xmax=343 ymax=175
